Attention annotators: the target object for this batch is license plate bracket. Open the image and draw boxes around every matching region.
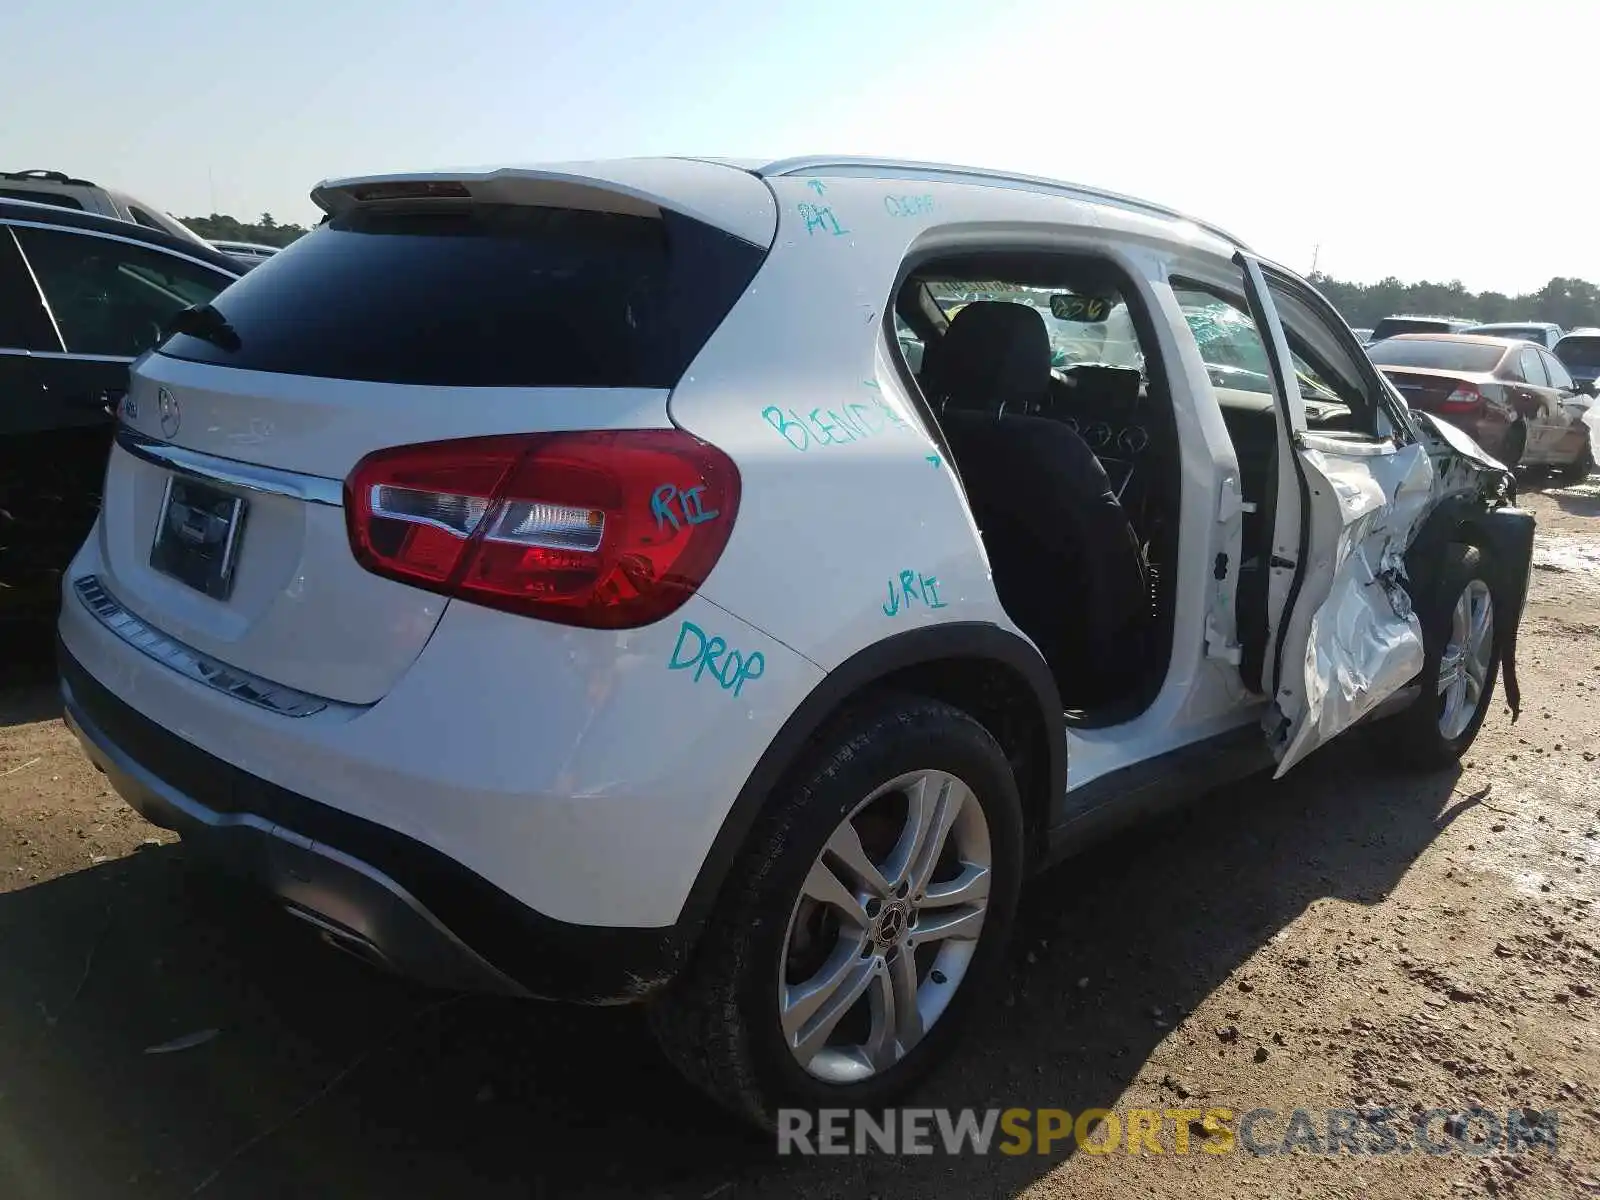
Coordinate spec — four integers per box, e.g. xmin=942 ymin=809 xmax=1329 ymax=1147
xmin=150 ymin=477 xmax=247 ymax=599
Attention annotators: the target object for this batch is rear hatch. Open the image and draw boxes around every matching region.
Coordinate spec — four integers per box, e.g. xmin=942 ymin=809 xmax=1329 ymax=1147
xmin=1555 ymin=335 xmax=1600 ymax=387
xmin=93 ymin=165 xmax=773 ymax=704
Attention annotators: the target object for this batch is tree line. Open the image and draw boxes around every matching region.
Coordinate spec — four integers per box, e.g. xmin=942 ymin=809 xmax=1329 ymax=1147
xmin=1309 ymin=273 xmax=1598 ymax=332
xmin=173 ymin=213 xmax=1600 ymax=332
xmin=179 ymin=212 xmax=310 ymax=248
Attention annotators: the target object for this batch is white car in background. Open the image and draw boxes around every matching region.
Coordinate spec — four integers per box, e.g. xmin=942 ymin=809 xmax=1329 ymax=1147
xmin=59 ymin=156 xmax=1537 ymax=1129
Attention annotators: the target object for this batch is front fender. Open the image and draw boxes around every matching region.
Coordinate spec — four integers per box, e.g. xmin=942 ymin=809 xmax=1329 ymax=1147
xmin=1404 ymin=497 xmax=1533 ymax=719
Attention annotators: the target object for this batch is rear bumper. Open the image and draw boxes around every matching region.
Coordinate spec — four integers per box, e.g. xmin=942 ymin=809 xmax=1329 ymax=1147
xmin=60 ymin=643 xmax=687 ymax=1003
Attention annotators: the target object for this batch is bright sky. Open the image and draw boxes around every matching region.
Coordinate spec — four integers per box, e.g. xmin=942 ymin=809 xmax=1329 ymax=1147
xmin=3 ymin=0 xmax=1595 ymax=294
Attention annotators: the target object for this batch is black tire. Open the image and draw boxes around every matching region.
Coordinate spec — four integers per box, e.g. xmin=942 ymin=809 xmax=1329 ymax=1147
xmin=1380 ymin=544 xmax=1500 ymax=770
xmin=648 ymin=693 xmax=1024 ymax=1130
xmin=1552 ymin=439 xmax=1594 ymax=483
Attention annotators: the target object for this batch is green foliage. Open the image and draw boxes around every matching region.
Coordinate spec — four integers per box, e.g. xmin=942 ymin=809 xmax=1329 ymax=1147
xmin=176 ymin=212 xmax=307 ymax=248
xmin=1311 ymin=273 xmax=1600 ymax=332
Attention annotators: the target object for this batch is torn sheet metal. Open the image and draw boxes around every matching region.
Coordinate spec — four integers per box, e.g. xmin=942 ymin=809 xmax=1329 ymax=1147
xmin=1272 ymin=440 xmax=1434 ymax=776
xmin=1412 ymin=410 xmax=1512 ymax=476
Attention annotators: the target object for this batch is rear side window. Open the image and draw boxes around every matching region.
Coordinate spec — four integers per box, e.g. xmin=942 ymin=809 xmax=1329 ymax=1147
xmin=0 ymin=188 xmax=83 ymax=210
xmin=0 ymin=228 xmax=59 ymax=350
xmin=1519 ymin=348 xmax=1547 ymax=386
xmin=158 ymin=204 xmax=768 ymax=387
xmin=1542 ymin=352 xmax=1573 ymax=390
xmin=13 ymin=226 xmax=234 ymax=357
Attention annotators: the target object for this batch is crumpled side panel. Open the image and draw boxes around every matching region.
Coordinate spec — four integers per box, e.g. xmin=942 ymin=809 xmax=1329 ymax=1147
xmin=1274 ymin=442 xmax=1434 ymax=776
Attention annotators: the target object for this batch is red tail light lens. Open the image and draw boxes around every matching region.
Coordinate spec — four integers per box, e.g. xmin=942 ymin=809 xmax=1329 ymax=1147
xmin=1437 ymin=384 xmax=1484 ymax=414
xmin=345 ymin=430 xmax=740 ymax=628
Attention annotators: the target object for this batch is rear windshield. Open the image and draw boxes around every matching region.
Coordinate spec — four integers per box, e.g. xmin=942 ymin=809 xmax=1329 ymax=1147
xmin=1370 ymin=318 xmax=1452 ymax=340
xmin=1367 ymin=338 xmax=1505 ymax=372
xmin=1554 ymin=335 xmax=1600 ymax=371
xmin=158 ymin=204 xmax=766 ymax=387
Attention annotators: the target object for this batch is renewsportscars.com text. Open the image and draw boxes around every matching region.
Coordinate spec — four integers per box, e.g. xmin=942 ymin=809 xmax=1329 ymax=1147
xmin=777 ymin=1106 xmax=1560 ymax=1158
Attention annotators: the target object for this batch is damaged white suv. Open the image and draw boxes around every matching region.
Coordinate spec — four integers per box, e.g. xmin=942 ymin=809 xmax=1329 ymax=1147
xmin=58 ymin=156 xmax=1535 ymax=1129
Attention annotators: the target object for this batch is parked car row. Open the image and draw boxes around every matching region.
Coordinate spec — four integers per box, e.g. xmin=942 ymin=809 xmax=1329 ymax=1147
xmin=1367 ymin=334 xmax=1594 ymax=479
xmin=1 ymin=168 xmax=285 ymax=271
xmin=24 ymin=156 xmax=1538 ymax=1129
xmin=0 ymin=198 xmax=243 ymax=623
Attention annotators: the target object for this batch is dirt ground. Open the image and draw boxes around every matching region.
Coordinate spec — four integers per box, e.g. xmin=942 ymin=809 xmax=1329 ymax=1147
xmin=1 ymin=478 xmax=1597 ymax=1200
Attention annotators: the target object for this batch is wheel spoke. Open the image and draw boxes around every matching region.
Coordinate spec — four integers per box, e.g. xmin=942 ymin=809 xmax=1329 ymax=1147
xmin=784 ymin=945 xmax=875 ymax=1065
xmin=801 ymin=859 xmax=871 ymax=932
xmin=920 ymin=862 xmax=991 ymax=909
xmin=1469 ymin=591 xmax=1493 ymax=651
xmin=863 ymin=950 xmax=923 ymax=1070
xmin=912 ymin=904 xmax=986 ymax=944
xmin=884 ymin=773 xmax=939 ymax=887
xmin=823 ymin=821 xmax=891 ymax=900
xmin=888 ymin=774 xmax=969 ymax=895
xmin=1437 ymin=647 xmax=1462 ymax=691
xmin=1465 ymin=645 xmax=1488 ymax=688
xmin=910 ymin=777 xmax=971 ymax=896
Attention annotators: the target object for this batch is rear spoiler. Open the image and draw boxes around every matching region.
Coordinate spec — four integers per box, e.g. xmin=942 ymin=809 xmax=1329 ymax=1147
xmin=309 ymin=161 xmax=777 ymax=248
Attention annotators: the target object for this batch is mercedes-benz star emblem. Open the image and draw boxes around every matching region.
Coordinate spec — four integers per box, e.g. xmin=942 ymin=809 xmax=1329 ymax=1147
xmin=157 ymin=387 xmax=181 ymax=438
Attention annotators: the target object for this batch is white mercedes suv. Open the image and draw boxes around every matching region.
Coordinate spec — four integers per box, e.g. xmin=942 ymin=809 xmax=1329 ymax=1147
xmin=58 ymin=156 xmax=1535 ymax=1128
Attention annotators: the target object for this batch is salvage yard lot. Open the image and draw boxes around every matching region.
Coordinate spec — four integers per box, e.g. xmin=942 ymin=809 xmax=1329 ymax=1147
xmin=2 ymin=483 xmax=1598 ymax=1200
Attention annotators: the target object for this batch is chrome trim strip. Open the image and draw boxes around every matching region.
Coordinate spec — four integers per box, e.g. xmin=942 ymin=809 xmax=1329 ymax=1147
xmin=0 ymin=347 xmax=135 ymax=362
xmin=7 ymin=224 xmax=66 ymax=351
xmin=115 ymin=426 xmax=344 ymax=508
xmin=73 ymin=575 xmax=329 ymax=717
xmin=0 ymin=216 xmax=242 ymax=277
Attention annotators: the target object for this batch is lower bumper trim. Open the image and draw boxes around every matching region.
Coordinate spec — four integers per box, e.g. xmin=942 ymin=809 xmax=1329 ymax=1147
xmin=59 ymin=639 xmax=688 ymax=1003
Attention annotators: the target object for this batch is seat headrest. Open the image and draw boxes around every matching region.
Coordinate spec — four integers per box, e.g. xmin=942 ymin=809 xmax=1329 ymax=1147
xmin=920 ymin=301 xmax=1052 ymax=415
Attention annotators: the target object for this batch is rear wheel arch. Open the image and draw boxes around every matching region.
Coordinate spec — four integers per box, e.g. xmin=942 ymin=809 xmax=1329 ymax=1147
xmin=674 ymin=623 xmax=1064 ymax=943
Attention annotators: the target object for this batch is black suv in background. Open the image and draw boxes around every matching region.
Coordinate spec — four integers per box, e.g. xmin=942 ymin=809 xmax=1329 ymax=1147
xmin=1 ymin=199 xmax=241 ymax=626
xmin=1368 ymin=314 xmax=1479 ymax=341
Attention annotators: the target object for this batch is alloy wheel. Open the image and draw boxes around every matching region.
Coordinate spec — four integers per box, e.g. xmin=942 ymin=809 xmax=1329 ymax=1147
xmin=1438 ymin=579 xmax=1494 ymax=741
xmin=777 ymin=769 xmax=992 ymax=1083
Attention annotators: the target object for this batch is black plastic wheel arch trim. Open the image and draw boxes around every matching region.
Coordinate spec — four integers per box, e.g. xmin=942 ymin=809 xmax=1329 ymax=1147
xmin=671 ymin=621 xmax=1066 ymax=937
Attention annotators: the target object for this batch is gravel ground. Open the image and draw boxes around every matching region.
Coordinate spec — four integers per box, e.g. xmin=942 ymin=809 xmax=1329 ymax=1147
xmin=1 ymin=478 xmax=1596 ymax=1200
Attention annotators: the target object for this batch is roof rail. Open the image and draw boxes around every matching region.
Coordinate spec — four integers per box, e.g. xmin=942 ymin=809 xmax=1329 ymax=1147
xmin=757 ymin=156 xmax=1248 ymax=249
xmin=1 ymin=168 xmax=96 ymax=186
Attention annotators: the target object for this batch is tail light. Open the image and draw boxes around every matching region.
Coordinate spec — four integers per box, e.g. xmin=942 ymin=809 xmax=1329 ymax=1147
xmin=344 ymin=430 xmax=739 ymax=628
xmin=1437 ymin=384 xmax=1484 ymax=414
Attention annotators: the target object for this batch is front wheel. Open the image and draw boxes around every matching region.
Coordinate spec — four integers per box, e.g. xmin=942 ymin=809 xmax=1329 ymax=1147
xmin=1380 ymin=544 xmax=1499 ymax=769
xmin=649 ymin=694 xmax=1023 ymax=1129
